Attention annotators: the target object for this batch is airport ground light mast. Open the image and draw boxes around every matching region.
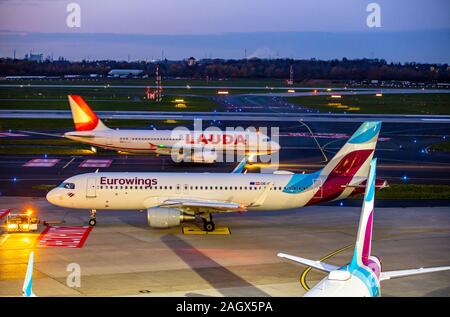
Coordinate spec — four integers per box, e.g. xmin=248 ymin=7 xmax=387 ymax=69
xmin=286 ymin=65 xmax=294 ymax=85
xmin=145 ymin=64 xmax=163 ymax=102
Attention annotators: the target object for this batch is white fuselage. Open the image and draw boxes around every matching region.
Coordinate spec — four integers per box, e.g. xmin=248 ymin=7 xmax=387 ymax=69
xmin=304 ymin=271 xmax=377 ymax=297
xmin=46 ymin=172 xmax=362 ymax=211
xmin=64 ymin=129 xmax=279 ymax=155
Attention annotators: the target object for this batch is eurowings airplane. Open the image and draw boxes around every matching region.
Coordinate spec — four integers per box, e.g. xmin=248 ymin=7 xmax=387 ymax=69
xmin=64 ymin=95 xmax=279 ymax=163
xmin=278 ymin=159 xmax=450 ymax=297
xmin=47 ymin=121 xmax=387 ymax=231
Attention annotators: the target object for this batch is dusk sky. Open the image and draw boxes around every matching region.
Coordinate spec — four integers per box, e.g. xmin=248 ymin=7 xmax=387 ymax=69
xmin=0 ymin=0 xmax=449 ymax=62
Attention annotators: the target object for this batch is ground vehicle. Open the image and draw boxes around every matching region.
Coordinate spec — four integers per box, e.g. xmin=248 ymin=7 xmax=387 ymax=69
xmin=6 ymin=211 xmax=38 ymax=232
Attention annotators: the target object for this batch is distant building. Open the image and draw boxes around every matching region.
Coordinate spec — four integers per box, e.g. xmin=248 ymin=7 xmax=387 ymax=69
xmin=25 ymin=53 xmax=44 ymax=62
xmin=187 ymin=57 xmax=197 ymax=67
xmin=108 ymin=69 xmax=144 ymax=78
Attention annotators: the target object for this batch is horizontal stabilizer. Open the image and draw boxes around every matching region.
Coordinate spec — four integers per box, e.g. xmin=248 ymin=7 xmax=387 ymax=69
xmin=19 ymin=130 xmax=64 ymax=138
xmin=380 ymin=266 xmax=450 ymax=281
xmin=277 ymin=253 xmax=339 ymax=273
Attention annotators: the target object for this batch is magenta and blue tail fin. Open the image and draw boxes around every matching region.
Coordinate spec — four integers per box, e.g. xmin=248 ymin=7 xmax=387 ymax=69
xmin=350 ymin=158 xmax=377 ymax=267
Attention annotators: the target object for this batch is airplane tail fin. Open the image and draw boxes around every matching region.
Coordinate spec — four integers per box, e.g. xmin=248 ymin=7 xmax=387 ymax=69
xmin=68 ymin=95 xmax=109 ymax=131
xmin=350 ymin=158 xmax=377 ymax=268
xmin=322 ymin=121 xmax=381 ymax=180
xmin=22 ymin=251 xmax=36 ymax=297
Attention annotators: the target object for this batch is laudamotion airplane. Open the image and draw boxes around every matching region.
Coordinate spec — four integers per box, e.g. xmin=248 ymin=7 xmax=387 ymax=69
xmin=278 ymin=159 xmax=450 ymax=297
xmin=63 ymin=95 xmax=280 ymax=163
xmin=47 ymin=121 xmax=386 ymax=231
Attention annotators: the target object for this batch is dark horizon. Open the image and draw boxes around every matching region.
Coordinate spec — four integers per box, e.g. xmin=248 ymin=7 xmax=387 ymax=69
xmin=1 ymin=29 xmax=449 ymax=64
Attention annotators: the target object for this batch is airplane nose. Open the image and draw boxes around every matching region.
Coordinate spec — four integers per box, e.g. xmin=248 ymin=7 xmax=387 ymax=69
xmin=46 ymin=188 xmax=60 ymax=205
xmin=271 ymin=141 xmax=280 ymax=152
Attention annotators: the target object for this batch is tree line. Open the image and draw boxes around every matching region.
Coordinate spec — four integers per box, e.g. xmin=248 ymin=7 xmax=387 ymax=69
xmin=0 ymin=57 xmax=448 ymax=82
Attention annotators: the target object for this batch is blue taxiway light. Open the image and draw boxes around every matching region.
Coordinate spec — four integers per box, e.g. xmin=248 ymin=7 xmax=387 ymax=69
xmin=402 ymin=176 xmax=408 ymax=181
xmin=339 ymin=202 xmax=344 ymax=206
xmin=12 ymin=177 xmax=17 ymax=182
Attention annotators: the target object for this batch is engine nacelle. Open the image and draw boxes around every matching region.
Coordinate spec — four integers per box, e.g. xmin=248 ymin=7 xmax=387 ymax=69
xmin=192 ymin=148 xmax=217 ymax=163
xmin=147 ymin=207 xmax=195 ymax=228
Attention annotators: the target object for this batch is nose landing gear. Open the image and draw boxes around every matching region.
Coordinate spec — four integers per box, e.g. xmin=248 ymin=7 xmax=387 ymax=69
xmin=89 ymin=209 xmax=97 ymax=226
xmin=201 ymin=213 xmax=215 ymax=232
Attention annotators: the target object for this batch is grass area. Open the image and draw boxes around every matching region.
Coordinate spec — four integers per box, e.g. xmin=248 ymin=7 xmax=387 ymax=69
xmin=430 ymin=140 xmax=450 ymax=152
xmin=376 ymin=184 xmax=450 ymax=200
xmin=0 ymin=92 xmax=219 ymax=111
xmin=0 ymin=78 xmax=291 ymax=87
xmin=0 ymin=146 xmax=94 ymax=155
xmin=287 ymin=93 xmax=450 ymax=115
xmin=0 ymin=118 xmax=190 ymax=130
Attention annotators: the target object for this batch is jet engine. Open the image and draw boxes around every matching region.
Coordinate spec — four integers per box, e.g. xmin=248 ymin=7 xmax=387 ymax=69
xmin=147 ymin=207 xmax=195 ymax=228
xmin=191 ymin=148 xmax=218 ymax=163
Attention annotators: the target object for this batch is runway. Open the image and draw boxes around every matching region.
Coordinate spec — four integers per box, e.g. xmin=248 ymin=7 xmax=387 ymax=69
xmin=0 ymin=197 xmax=449 ymax=297
xmin=2 ymin=109 xmax=450 ymax=123
xmin=1 ymin=120 xmax=449 ymax=197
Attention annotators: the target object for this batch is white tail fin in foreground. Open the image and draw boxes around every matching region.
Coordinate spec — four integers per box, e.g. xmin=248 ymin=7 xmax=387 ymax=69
xmin=22 ymin=251 xmax=36 ymax=297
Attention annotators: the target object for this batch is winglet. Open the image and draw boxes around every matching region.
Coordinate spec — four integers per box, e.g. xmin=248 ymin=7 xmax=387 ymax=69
xmin=232 ymin=155 xmax=252 ymax=174
xmin=22 ymin=251 xmax=36 ymax=297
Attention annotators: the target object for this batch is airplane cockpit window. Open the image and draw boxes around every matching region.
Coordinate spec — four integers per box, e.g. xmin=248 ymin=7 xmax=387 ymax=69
xmin=262 ymin=137 xmax=270 ymax=142
xmin=59 ymin=182 xmax=75 ymax=189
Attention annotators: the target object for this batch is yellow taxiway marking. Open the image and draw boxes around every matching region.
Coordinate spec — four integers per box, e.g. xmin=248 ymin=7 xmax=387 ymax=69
xmin=182 ymin=225 xmax=231 ymax=235
xmin=0 ymin=234 xmax=10 ymax=246
xmin=300 ymin=244 xmax=353 ymax=291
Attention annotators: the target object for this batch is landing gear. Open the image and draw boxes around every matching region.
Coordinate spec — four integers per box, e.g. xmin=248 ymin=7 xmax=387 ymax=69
xmin=89 ymin=209 xmax=97 ymax=226
xmin=201 ymin=214 xmax=215 ymax=232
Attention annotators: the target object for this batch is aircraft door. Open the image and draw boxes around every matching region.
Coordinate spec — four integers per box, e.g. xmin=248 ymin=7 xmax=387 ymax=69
xmin=106 ymin=131 xmax=113 ymax=146
xmin=86 ymin=177 xmax=97 ymax=198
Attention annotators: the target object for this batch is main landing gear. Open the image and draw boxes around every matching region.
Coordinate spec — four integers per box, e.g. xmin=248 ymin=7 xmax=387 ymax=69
xmin=89 ymin=209 xmax=97 ymax=226
xmin=201 ymin=213 xmax=215 ymax=232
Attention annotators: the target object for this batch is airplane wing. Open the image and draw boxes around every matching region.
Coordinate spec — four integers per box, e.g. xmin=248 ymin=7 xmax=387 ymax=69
xmin=160 ymin=198 xmax=246 ymax=212
xmin=19 ymin=130 xmax=64 ymax=138
xmin=277 ymin=253 xmax=340 ymax=273
xmin=380 ymin=266 xmax=450 ymax=281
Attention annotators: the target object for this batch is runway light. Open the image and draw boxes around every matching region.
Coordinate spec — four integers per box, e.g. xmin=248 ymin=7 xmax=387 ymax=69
xmin=174 ymin=99 xmax=185 ymax=103
xmin=288 ymin=89 xmax=295 ymax=93
xmin=217 ymin=90 xmax=229 ymax=95
xmin=375 ymin=93 xmax=383 ymax=97
xmin=331 ymin=95 xmax=342 ymax=99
